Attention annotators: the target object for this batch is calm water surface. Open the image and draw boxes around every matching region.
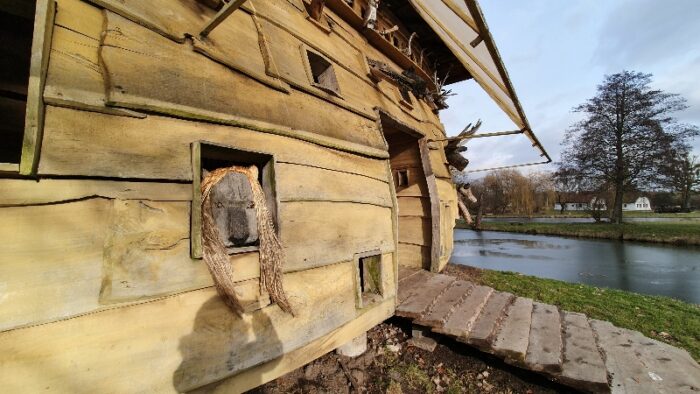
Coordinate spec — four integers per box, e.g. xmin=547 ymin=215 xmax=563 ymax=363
xmin=484 ymin=217 xmax=700 ymax=223
xmin=450 ymin=229 xmax=700 ymax=304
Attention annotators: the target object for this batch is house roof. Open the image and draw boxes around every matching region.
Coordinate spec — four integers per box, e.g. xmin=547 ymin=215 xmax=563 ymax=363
xmin=407 ymin=0 xmax=551 ymax=166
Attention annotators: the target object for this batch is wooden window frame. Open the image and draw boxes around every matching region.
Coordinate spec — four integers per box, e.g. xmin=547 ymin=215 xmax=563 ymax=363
xmin=353 ymin=250 xmax=384 ymax=309
xmin=190 ymin=141 xmax=279 ymax=259
xmin=301 ymin=45 xmax=342 ymax=97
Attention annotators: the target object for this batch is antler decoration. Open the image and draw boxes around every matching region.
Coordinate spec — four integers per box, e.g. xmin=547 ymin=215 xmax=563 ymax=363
xmin=445 ymin=120 xmax=482 ymax=171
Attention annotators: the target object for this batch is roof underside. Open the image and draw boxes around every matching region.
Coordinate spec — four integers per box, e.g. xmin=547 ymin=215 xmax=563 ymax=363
xmin=405 ymin=0 xmax=551 ymax=164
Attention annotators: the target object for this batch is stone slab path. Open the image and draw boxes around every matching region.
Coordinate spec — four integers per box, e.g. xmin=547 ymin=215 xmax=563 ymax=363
xmin=396 ymin=266 xmax=700 ymax=393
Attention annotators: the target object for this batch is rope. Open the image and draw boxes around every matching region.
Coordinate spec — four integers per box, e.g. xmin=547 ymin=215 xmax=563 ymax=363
xmin=201 ymin=165 xmax=294 ymax=315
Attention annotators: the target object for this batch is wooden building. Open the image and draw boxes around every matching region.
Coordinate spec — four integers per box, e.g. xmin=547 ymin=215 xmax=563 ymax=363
xmin=0 ymin=0 xmax=548 ymax=391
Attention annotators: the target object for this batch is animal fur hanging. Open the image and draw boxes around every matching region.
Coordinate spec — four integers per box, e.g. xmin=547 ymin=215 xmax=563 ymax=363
xmin=201 ymin=165 xmax=294 ymax=315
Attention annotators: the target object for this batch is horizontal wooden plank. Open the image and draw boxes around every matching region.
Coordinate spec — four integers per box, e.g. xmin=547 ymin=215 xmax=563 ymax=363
xmin=397 ymin=242 xmax=429 ymax=269
xmin=0 ymin=262 xmax=360 ymax=393
xmin=85 ymin=0 xmax=212 ymax=42
xmin=193 ymin=297 xmax=395 ymax=394
xmin=40 ymin=106 xmax=388 ymax=181
xmin=100 ymin=12 xmax=385 ymax=152
xmin=276 ymin=162 xmax=391 ymax=207
xmin=280 ymin=201 xmax=394 ymax=272
xmin=398 ymin=216 xmax=431 ymax=246
xmin=0 ymin=199 xmax=110 ymax=331
xmin=44 ymin=0 xmax=142 ymax=117
xmin=0 ymin=178 xmax=192 ymax=205
xmin=397 ymin=196 xmax=430 ymax=217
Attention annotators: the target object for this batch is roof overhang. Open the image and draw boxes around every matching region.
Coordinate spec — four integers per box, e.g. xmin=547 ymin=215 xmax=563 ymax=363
xmin=409 ymin=0 xmax=551 ymax=165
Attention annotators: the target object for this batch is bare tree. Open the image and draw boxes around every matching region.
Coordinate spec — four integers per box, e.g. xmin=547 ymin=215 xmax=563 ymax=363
xmin=662 ymin=149 xmax=700 ymax=211
xmin=560 ymin=71 xmax=698 ymax=223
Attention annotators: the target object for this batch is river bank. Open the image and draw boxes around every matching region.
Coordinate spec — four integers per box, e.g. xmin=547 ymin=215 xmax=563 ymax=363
xmin=443 ymin=264 xmax=700 ymax=362
xmin=457 ymin=220 xmax=700 ymax=245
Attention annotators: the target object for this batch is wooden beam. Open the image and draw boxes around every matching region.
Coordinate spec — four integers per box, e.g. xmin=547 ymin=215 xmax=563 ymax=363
xmin=464 ymin=129 xmax=522 ymax=139
xmin=19 ymin=0 xmax=55 ymax=175
xmin=465 ymin=160 xmax=551 ymax=173
xmin=418 ymin=138 xmax=441 ymax=273
xmin=199 ymin=0 xmax=248 ymax=37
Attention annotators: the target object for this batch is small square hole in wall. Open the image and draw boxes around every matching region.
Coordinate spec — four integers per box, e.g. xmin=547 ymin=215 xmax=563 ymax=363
xmin=306 ymin=50 xmax=340 ymax=95
xmin=191 ymin=142 xmax=278 ymax=258
xmin=356 ymin=252 xmax=383 ymax=308
xmin=395 ymin=169 xmax=409 ymax=187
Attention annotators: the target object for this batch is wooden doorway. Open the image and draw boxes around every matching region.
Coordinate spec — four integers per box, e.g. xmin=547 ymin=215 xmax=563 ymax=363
xmin=381 ymin=115 xmax=435 ymax=270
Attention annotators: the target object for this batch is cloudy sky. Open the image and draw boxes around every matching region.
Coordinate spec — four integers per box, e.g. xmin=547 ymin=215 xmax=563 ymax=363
xmin=440 ymin=0 xmax=700 ymax=175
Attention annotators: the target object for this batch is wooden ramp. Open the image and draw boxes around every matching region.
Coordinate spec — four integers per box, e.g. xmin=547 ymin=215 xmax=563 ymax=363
xmin=397 ymin=267 xmax=700 ymax=393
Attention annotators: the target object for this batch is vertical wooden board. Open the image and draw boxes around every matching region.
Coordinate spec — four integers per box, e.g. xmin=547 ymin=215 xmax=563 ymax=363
xmin=275 ymin=162 xmax=391 ymax=207
xmin=102 ymin=200 xmax=213 ymax=303
xmin=380 ymin=253 xmax=397 ymax=299
xmin=259 ymin=18 xmax=311 ymax=88
xmin=85 ymin=0 xmax=212 ymax=42
xmin=100 ymin=13 xmax=383 ymax=151
xmin=398 ymin=216 xmax=432 ymax=246
xmin=0 ymin=262 xmax=359 ymax=393
xmin=492 ymin=297 xmax=534 ymax=365
xmin=429 ymin=148 xmax=451 ymax=179
xmin=39 ymin=106 xmax=388 ymax=180
xmin=20 ymin=0 xmax=55 ymax=174
xmin=279 ymin=201 xmax=394 ymax=272
xmin=397 ymin=243 xmax=430 ymax=269
xmin=0 ymin=199 xmax=110 ymax=331
xmin=559 ymin=312 xmax=608 ymax=392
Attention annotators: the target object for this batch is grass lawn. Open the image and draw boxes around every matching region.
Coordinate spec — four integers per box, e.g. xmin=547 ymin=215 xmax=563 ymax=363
xmin=445 ymin=264 xmax=700 ymax=362
xmin=460 ymin=220 xmax=700 ymax=245
xmin=485 ymin=210 xmax=700 ymax=219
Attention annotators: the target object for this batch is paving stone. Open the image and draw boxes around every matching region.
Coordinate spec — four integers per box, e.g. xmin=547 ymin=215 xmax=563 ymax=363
xmin=492 ymin=297 xmax=533 ymax=365
xmin=465 ymin=291 xmax=514 ymax=350
xmin=525 ymin=302 xmax=562 ymax=374
xmin=396 ymin=274 xmax=455 ymax=318
xmin=592 ymin=319 xmax=700 ymax=394
xmin=414 ymin=280 xmax=473 ymax=327
xmin=396 ymin=270 xmax=432 ymax=304
xmin=434 ymin=285 xmax=493 ymax=337
xmin=559 ymin=312 xmax=608 ymax=393
xmin=397 ymin=265 xmax=420 ymax=282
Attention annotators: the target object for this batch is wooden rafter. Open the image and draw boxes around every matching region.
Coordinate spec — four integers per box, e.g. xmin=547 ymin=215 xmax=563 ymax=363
xmin=199 ymin=0 xmax=248 ymax=37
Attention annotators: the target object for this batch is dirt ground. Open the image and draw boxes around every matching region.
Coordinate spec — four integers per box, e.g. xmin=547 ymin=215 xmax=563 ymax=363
xmin=249 ymin=317 xmax=573 ymax=394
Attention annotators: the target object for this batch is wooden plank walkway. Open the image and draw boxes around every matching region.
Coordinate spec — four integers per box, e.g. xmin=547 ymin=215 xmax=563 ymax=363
xmin=396 ymin=266 xmax=700 ymax=393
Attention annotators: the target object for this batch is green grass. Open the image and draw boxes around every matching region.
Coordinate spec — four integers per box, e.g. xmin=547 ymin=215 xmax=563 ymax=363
xmin=461 ymin=221 xmax=700 ymax=245
xmin=467 ymin=268 xmax=700 ymax=362
xmin=485 ymin=210 xmax=700 ymax=219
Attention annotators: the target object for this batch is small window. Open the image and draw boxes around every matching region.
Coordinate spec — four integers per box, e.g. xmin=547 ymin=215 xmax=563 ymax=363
xmin=191 ymin=141 xmax=278 ymax=259
xmin=355 ymin=251 xmax=383 ymax=308
xmin=305 ymin=50 xmax=340 ymax=95
xmin=395 ymin=169 xmax=409 ymax=187
xmin=0 ymin=6 xmax=35 ymax=168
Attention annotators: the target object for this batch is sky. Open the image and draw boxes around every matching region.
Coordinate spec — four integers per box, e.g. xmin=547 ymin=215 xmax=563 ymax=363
xmin=440 ymin=0 xmax=700 ymax=176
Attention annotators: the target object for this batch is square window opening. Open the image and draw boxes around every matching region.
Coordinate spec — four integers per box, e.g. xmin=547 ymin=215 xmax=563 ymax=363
xmin=191 ymin=142 xmax=279 ymax=258
xmin=306 ymin=50 xmax=340 ymax=95
xmin=0 ymin=7 xmax=35 ymax=165
xmin=356 ymin=252 xmax=383 ymax=308
xmin=395 ymin=169 xmax=409 ymax=187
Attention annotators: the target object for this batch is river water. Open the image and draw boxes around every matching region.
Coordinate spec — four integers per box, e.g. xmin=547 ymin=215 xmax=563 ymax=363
xmin=450 ymin=229 xmax=700 ymax=304
xmin=483 ymin=217 xmax=700 ymax=223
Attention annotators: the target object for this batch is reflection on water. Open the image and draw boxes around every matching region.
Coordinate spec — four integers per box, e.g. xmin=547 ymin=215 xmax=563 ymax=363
xmin=450 ymin=229 xmax=700 ymax=304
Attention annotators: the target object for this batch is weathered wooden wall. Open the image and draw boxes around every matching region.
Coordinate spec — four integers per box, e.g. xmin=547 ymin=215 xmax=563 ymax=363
xmin=0 ymin=0 xmax=458 ymax=390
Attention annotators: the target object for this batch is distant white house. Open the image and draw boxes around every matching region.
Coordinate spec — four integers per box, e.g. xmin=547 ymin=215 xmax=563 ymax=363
xmin=554 ymin=196 xmax=606 ymax=211
xmin=622 ymin=196 xmax=652 ymax=211
xmin=554 ymin=195 xmax=652 ymax=212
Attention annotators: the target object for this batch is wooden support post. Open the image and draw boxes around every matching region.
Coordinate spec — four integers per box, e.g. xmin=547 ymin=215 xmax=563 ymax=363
xmin=199 ymin=0 xmax=248 ymax=37
xmin=19 ymin=0 xmax=55 ymax=175
xmin=470 ymin=34 xmax=484 ymax=48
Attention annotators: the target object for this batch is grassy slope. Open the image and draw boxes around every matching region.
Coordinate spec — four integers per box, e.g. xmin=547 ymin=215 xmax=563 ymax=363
xmin=466 ymin=221 xmax=700 ymax=245
xmin=447 ymin=265 xmax=700 ymax=362
xmin=485 ymin=210 xmax=700 ymax=219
